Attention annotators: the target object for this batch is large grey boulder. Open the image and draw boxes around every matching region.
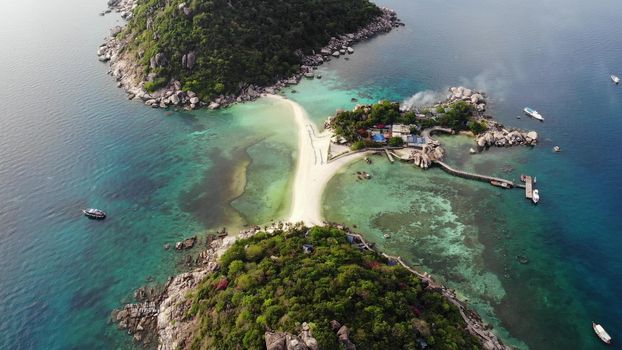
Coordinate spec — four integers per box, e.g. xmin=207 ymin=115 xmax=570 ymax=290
xmin=186 ymin=51 xmax=196 ymax=70
xmin=266 ymin=332 xmax=287 ymax=350
xmin=285 ymin=334 xmax=309 ymax=350
xmin=208 ymin=102 xmax=220 ymax=110
xmin=150 ymin=52 xmax=167 ymax=69
xmin=299 ymin=322 xmax=318 ymax=350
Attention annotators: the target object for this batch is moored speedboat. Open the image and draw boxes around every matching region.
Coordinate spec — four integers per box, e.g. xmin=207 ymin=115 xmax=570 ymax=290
xmin=611 ymin=75 xmax=620 ymax=84
xmin=490 ymin=180 xmax=511 ymax=189
xmin=82 ymin=208 xmax=106 ymax=219
xmin=593 ymin=322 xmax=612 ymax=344
xmin=524 ymin=107 xmax=544 ymax=121
xmin=532 ymin=189 xmax=540 ymax=204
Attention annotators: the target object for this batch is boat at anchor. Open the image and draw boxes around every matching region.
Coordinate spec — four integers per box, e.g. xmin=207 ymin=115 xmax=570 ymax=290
xmin=611 ymin=75 xmax=620 ymax=84
xmin=532 ymin=189 xmax=540 ymax=204
xmin=524 ymin=107 xmax=544 ymax=121
xmin=593 ymin=322 xmax=612 ymax=344
xmin=82 ymin=208 xmax=106 ymax=219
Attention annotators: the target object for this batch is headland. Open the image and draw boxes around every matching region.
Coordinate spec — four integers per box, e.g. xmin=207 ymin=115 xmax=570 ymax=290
xmin=97 ymin=0 xmax=401 ymax=110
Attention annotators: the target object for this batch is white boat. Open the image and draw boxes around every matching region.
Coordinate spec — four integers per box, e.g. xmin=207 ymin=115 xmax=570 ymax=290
xmin=524 ymin=107 xmax=544 ymax=121
xmin=611 ymin=75 xmax=620 ymax=84
xmin=593 ymin=322 xmax=612 ymax=344
xmin=82 ymin=208 xmax=106 ymax=219
xmin=532 ymin=189 xmax=540 ymax=204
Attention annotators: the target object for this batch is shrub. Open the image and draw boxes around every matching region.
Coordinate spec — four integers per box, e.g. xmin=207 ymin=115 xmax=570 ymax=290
xmin=143 ymin=77 xmax=167 ymax=93
xmin=388 ymin=136 xmax=404 ymax=147
xmin=351 ymin=140 xmax=365 ymax=151
xmin=467 ymin=120 xmax=488 ymax=135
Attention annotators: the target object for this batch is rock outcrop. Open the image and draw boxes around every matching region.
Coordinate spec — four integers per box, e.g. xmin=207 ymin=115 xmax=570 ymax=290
xmin=112 ymin=223 xmax=297 ymax=349
xmin=475 ymin=127 xmax=538 ymax=148
xmin=175 ymin=236 xmax=196 ymax=250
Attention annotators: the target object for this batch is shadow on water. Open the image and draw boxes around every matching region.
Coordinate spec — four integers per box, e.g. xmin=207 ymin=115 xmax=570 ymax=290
xmin=179 ymin=146 xmax=250 ymax=229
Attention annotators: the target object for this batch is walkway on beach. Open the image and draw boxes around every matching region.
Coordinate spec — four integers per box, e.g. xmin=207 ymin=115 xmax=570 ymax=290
xmin=266 ymin=95 xmax=369 ymax=225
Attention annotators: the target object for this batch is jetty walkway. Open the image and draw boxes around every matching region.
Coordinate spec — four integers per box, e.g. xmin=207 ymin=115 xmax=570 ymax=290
xmin=421 ymin=127 xmax=453 ymax=141
xmin=433 ymin=160 xmax=515 ymax=188
xmin=343 ymin=231 xmax=511 ymax=350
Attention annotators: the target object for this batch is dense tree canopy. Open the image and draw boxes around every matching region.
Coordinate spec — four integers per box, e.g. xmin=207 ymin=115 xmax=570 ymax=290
xmin=187 ymin=226 xmax=482 ymax=349
xmin=332 ymin=100 xmax=479 ymax=146
xmin=122 ymin=0 xmax=382 ymax=98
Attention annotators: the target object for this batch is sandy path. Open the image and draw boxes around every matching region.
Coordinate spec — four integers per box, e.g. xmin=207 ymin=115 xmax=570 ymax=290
xmin=265 ymin=95 xmax=368 ymax=225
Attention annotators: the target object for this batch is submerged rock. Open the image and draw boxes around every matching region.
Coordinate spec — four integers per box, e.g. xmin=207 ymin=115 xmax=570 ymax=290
xmin=175 ymin=236 xmax=196 ymax=250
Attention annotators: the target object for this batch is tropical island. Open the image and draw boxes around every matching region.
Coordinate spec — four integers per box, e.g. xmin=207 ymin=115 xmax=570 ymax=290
xmin=99 ymin=0 xmax=401 ymax=109
xmin=113 ymin=224 xmax=509 ymax=349
xmin=326 ymin=86 xmax=538 ymax=170
xmin=100 ymin=1 xmax=533 ymax=349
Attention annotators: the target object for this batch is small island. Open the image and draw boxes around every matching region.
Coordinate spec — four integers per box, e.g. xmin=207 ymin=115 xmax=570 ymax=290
xmin=113 ymin=224 xmax=510 ymax=349
xmin=99 ymin=0 xmax=401 ymax=109
xmin=326 ymin=87 xmax=537 ymax=182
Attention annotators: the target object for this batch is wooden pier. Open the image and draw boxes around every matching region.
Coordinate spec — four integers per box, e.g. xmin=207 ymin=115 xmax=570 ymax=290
xmin=385 ymin=148 xmax=394 ymax=163
xmin=433 ymin=160 xmax=515 ymax=188
xmin=522 ymin=175 xmax=534 ymax=199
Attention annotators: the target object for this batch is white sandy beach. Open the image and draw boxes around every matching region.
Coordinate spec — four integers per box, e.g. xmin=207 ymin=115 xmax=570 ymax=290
xmin=266 ymin=94 xmax=368 ymax=225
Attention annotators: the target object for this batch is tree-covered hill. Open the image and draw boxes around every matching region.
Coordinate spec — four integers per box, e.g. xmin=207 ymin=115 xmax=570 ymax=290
xmin=120 ymin=0 xmax=383 ymax=98
xmin=186 ymin=226 xmax=482 ymax=349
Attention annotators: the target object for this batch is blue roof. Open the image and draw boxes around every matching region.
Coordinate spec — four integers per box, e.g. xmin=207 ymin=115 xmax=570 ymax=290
xmin=372 ymin=134 xmax=386 ymax=142
xmin=407 ymin=135 xmax=425 ymax=145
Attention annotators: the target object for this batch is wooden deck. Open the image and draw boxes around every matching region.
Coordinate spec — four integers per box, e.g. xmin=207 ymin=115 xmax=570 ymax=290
xmin=523 ymin=175 xmax=534 ymax=199
xmin=385 ymin=149 xmax=394 ymax=163
xmin=433 ymin=160 xmax=515 ymax=188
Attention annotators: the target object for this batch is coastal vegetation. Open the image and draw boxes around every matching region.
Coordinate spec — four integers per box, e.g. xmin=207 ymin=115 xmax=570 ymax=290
xmin=121 ymin=0 xmax=382 ymax=99
xmin=186 ymin=226 xmax=482 ymax=349
xmin=330 ymin=99 xmax=480 ymax=147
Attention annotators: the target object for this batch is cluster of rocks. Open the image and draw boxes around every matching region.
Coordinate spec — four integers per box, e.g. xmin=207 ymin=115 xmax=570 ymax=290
xmin=265 ymin=320 xmax=356 ymax=350
xmin=98 ymin=0 xmax=401 ymax=110
xmin=447 ymin=86 xmax=487 ymax=112
xmin=113 ymin=223 xmax=299 ymax=348
xmin=412 ymin=143 xmax=445 ymax=169
xmin=100 ymin=0 xmax=135 ymax=18
xmin=112 ymin=282 xmax=171 ymax=344
xmin=283 ymin=8 xmax=402 ymax=86
xmin=174 ymin=236 xmax=196 ymax=250
xmin=265 ymin=322 xmax=319 ymax=350
xmin=476 ymin=128 xmax=538 ymax=148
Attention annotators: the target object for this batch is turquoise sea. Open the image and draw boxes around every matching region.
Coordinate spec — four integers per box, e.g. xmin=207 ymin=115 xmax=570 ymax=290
xmin=1 ymin=0 xmax=622 ymax=349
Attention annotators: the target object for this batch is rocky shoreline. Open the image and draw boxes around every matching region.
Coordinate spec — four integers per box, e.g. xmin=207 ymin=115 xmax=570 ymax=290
xmin=111 ymin=222 xmax=298 ymax=349
xmin=112 ymin=222 xmax=512 ymax=350
xmin=97 ymin=0 xmax=402 ymax=110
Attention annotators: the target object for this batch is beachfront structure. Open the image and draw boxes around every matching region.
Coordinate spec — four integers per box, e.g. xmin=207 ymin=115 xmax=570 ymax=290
xmin=406 ymin=135 xmax=426 ymax=147
xmin=391 ymin=124 xmax=411 ymax=137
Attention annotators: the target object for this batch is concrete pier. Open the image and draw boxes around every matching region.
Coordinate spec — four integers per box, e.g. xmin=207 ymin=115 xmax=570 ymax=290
xmin=433 ymin=160 xmax=515 ymax=188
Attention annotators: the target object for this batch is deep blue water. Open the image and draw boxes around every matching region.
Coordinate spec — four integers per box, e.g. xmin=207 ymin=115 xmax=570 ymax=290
xmin=1 ymin=0 xmax=622 ymax=349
